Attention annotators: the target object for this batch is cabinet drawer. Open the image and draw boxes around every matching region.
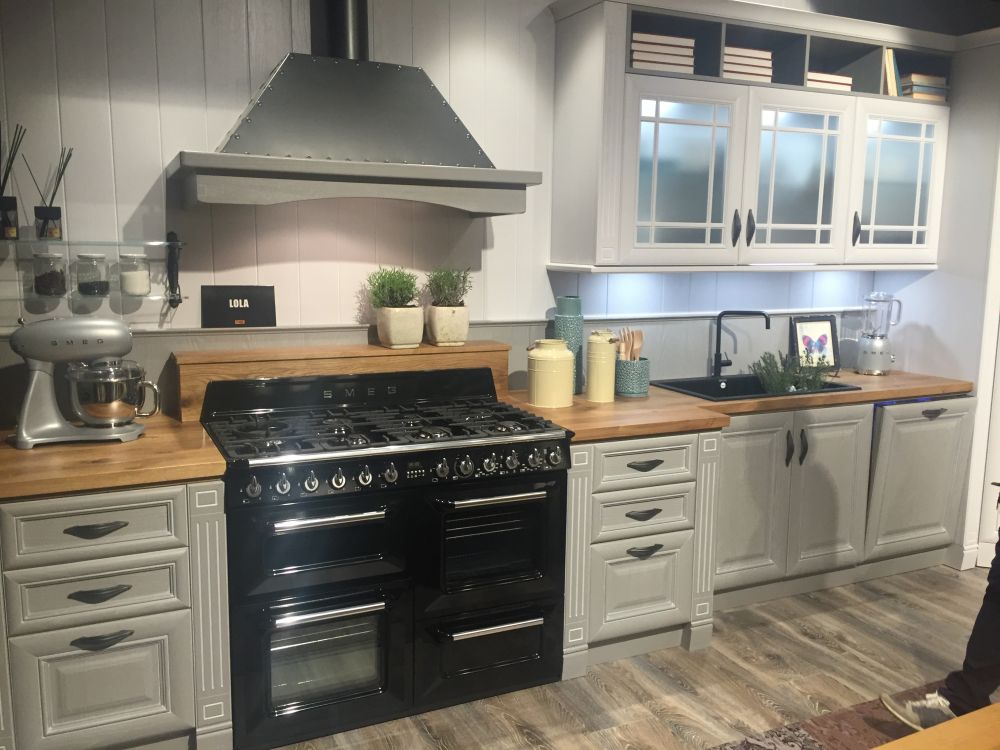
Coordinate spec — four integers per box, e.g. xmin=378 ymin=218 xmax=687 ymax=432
xmin=1 ymin=486 xmax=187 ymax=570
xmin=591 ymin=482 xmax=695 ymax=543
xmin=9 ymin=609 xmax=195 ymax=750
xmin=4 ymin=549 xmax=190 ymax=635
xmin=593 ymin=435 xmax=697 ymax=493
xmin=588 ymin=530 xmax=694 ymax=643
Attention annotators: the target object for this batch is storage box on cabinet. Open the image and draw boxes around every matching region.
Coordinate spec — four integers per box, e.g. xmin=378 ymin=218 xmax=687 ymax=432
xmin=588 ymin=530 xmax=695 ymax=642
xmin=592 ymin=434 xmax=697 ymax=492
xmin=0 ymin=486 xmax=187 ymax=570
xmin=8 ymin=609 xmax=196 ymax=750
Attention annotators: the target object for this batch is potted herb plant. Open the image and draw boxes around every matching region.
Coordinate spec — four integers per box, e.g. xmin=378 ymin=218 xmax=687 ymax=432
xmin=425 ymin=267 xmax=472 ymax=346
xmin=367 ymin=266 xmax=422 ymax=349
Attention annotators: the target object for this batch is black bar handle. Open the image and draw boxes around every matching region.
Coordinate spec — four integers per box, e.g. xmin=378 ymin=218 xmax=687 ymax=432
xmin=747 ymin=209 xmax=756 ymax=245
xmin=626 ymin=543 xmax=664 ymax=560
xmin=70 ymin=629 xmax=134 ymax=652
xmin=799 ymin=429 xmax=809 ymax=465
xmin=731 ymin=209 xmax=742 ymax=246
xmin=852 ymin=211 xmax=862 ymax=246
xmin=627 ymin=459 xmax=664 ymax=473
xmin=785 ymin=430 xmax=794 ymax=467
xmin=63 ymin=520 xmax=129 ymax=540
xmin=922 ymin=408 xmax=947 ymax=420
xmin=625 ymin=508 xmax=663 ymax=523
xmin=67 ymin=584 xmax=133 ymax=605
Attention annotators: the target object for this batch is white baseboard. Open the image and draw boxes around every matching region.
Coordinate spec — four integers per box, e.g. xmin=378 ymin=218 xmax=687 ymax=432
xmin=979 ymin=541 xmax=997 ymax=567
xmin=946 ymin=543 xmax=981 ymax=570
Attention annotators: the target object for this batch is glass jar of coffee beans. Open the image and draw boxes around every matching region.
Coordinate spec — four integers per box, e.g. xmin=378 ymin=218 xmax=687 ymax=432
xmin=32 ymin=253 xmax=67 ymax=297
xmin=76 ymin=254 xmax=110 ymax=296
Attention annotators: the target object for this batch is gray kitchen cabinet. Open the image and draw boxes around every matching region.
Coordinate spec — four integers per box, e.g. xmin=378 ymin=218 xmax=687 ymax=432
xmin=8 ymin=609 xmax=195 ymax=750
xmin=588 ymin=530 xmax=694 ymax=642
xmin=786 ymin=404 xmax=873 ymax=576
xmin=866 ymin=398 xmax=977 ymax=561
xmin=715 ymin=412 xmax=793 ymax=590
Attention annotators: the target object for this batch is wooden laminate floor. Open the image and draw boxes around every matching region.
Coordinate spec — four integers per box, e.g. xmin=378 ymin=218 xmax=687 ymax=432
xmin=278 ymin=565 xmax=990 ymax=750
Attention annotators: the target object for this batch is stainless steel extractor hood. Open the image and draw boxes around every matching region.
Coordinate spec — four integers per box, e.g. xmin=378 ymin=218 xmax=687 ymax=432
xmin=166 ymin=3 xmax=541 ymax=218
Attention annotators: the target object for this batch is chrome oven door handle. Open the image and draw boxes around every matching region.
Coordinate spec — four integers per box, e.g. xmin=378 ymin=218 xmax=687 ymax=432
xmin=443 ymin=616 xmax=545 ymax=642
xmin=270 ymin=509 xmax=386 ymax=535
xmin=273 ymin=601 xmax=387 ymax=629
xmin=437 ymin=491 xmax=547 ymax=509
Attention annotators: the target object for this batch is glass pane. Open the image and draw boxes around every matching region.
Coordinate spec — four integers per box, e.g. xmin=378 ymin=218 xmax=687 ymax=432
xmin=860 ymin=230 xmax=871 ymax=244
xmin=710 ymin=228 xmax=723 ymax=244
xmin=881 ymin=120 xmax=922 ymax=138
xmin=659 ymin=100 xmax=714 ymax=121
xmin=874 ymin=139 xmax=921 ymax=226
xmin=821 ymin=136 xmax=837 ymax=225
xmin=757 ymin=130 xmax=773 ymax=223
xmin=654 ymin=227 xmax=706 ymax=243
xmin=777 ymin=111 xmax=826 ymax=130
xmin=655 ymin=122 xmax=712 ymax=223
xmin=867 ymin=117 xmax=879 ymax=136
xmin=874 ymin=230 xmax=915 ymax=244
xmin=636 ymin=226 xmax=651 ymax=244
xmin=770 ymin=229 xmax=818 ymax=244
xmin=711 ymin=127 xmax=728 ymax=224
xmin=761 ymin=109 xmax=776 ymax=128
xmin=918 ymin=142 xmax=934 ymax=226
xmin=862 ymin=138 xmax=877 ymax=224
xmin=925 ymin=124 xmax=935 ymax=138
xmin=716 ymin=105 xmax=730 ymax=124
xmin=637 ymin=122 xmax=654 ymax=223
xmin=771 ymin=130 xmax=823 ymax=225
xmin=270 ymin=616 xmax=381 ymax=711
xmin=820 ymin=229 xmax=831 ymax=243
xmin=641 ymin=99 xmax=656 ymax=118
xmin=828 ymin=115 xmax=840 ymax=131
xmin=916 ymin=230 xmax=926 ymax=244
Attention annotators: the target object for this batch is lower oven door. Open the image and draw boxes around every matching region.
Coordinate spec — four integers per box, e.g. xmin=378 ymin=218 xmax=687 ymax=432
xmin=231 ymin=581 xmax=412 ymax=750
xmin=228 ymin=492 xmax=405 ymax=598
xmin=414 ymin=598 xmax=562 ymax=710
xmin=416 ymin=475 xmax=566 ymax=617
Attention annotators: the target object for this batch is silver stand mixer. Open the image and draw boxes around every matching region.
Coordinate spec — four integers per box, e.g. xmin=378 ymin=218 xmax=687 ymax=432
xmin=856 ymin=292 xmax=902 ymax=375
xmin=9 ymin=318 xmax=158 ymax=449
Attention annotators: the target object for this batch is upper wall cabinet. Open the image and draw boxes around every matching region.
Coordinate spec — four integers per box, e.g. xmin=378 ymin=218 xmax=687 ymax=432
xmin=549 ymin=2 xmax=952 ymax=272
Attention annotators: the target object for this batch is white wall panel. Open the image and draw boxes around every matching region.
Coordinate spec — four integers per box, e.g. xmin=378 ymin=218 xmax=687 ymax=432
xmin=373 ymin=0 xmax=412 ymax=65
xmin=412 ymin=0 xmax=450 ymax=94
xmin=248 ymin=0 xmax=292 ymax=92
xmin=203 ymin=0 xmax=251 ymax=148
xmin=211 ymin=204 xmax=257 ymax=286
xmin=291 ymin=0 xmax=310 ymax=54
xmin=297 ymin=198 xmax=340 ymax=325
xmin=335 ymin=198 xmax=377 ymax=324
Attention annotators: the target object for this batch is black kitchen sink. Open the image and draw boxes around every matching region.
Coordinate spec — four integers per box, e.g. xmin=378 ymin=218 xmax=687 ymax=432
xmin=651 ymin=374 xmax=861 ymax=401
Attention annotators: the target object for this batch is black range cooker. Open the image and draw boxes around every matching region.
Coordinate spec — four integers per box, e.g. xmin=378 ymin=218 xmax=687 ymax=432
xmin=200 ymin=368 xmax=571 ymax=750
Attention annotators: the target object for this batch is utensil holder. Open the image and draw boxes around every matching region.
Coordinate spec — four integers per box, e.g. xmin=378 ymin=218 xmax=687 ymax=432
xmin=615 ymin=357 xmax=650 ymax=398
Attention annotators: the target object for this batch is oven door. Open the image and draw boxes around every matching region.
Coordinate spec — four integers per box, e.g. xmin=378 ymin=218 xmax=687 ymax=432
xmin=415 ymin=476 xmax=566 ymax=617
xmin=228 ymin=493 xmax=405 ymax=598
xmin=231 ymin=582 xmax=412 ymax=750
xmin=414 ymin=598 xmax=562 ymax=710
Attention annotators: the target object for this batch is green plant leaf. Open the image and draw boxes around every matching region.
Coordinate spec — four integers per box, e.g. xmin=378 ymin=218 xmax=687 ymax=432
xmin=425 ymin=267 xmax=472 ymax=307
xmin=366 ymin=266 xmax=418 ymax=308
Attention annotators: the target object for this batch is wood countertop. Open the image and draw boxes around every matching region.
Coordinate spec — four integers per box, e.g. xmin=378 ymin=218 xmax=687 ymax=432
xmin=0 ymin=415 xmax=226 ymax=500
xmin=508 ymin=371 xmax=973 ymax=443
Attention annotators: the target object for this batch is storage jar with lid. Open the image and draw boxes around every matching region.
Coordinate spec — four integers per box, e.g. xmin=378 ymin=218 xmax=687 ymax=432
xmin=76 ymin=253 xmax=109 ymax=296
xmin=32 ymin=252 xmax=67 ymax=296
xmin=119 ymin=253 xmax=151 ymax=296
xmin=586 ymin=329 xmax=617 ymax=403
xmin=527 ymin=339 xmax=574 ymax=408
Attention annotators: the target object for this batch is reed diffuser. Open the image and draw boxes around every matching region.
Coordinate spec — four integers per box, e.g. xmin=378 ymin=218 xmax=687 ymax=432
xmin=0 ymin=122 xmax=27 ymax=239
xmin=23 ymin=145 xmax=72 ymax=240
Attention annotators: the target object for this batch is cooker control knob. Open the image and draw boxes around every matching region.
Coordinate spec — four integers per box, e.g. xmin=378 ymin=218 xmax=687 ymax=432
xmin=482 ymin=453 xmax=498 ymax=473
xmin=330 ymin=468 xmax=347 ymax=490
xmin=302 ymin=471 xmax=320 ymax=493
xmin=245 ymin=476 xmax=263 ymax=498
xmin=505 ymin=451 xmax=520 ymax=470
xmin=527 ymin=448 xmax=544 ymax=468
xmin=275 ymin=473 xmax=291 ymax=496
xmin=547 ymin=446 xmax=563 ymax=466
xmin=358 ymin=465 xmax=373 ymax=487
xmin=435 ymin=458 xmax=450 ymax=478
xmin=456 ymin=455 xmax=474 ymax=477
xmin=383 ymin=462 xmax=399 ymax=484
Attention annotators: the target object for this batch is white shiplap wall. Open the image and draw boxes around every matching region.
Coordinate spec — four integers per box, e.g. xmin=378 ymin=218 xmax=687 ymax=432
xmin=0 ymin=0 xmax=871 ymax=330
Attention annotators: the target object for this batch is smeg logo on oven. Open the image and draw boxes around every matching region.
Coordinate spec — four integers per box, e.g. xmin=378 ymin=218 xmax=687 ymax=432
xmin=322 ymin=385 xmax=399 ymax=400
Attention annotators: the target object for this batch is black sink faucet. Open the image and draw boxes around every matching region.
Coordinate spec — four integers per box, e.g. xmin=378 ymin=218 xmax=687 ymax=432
xmin=713 ymin=310 xmax=771 ymax=378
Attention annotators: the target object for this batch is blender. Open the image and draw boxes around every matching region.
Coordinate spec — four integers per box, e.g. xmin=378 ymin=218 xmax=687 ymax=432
xmin=856 ymin=291 xmax=902 ymax=375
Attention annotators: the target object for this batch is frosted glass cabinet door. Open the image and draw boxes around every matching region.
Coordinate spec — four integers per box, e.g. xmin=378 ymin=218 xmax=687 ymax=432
xmin=845 ymin=99 xmax=949 ymax=264
xmin=619 ymin=76 xmax=748 ymax=265
xmin=740 ymin=88 xmax=856 ymax=265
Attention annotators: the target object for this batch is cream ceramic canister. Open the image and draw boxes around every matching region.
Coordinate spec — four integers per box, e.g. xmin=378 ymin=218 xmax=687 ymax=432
xmin=586 ymin=329 xmax=616 ymax=403
xmin=527 ymin=339 xmax=574 ymax=408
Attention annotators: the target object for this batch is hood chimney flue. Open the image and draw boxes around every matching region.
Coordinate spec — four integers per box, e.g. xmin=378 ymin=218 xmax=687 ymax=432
xmin=311 ymin=0 xmax=368 ymax=60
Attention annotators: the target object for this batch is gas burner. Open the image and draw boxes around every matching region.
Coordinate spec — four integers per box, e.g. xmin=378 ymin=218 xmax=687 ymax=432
xmin=322 ymin=418 xmax=352 ymax=435
xmin=416 ymin=426 xmax=451 ymax=440
xmin=494 ymin=421 xmax=526 ymax=433
xmin=462 ymin=411 xmax=494 ymax=422
xmin=401 ymin=417 xmax=425 ymax=428
xmin=346 ymin=434 xmax=370 ymax=447
xmin=234 ymin=418 xmax=290 ymax=439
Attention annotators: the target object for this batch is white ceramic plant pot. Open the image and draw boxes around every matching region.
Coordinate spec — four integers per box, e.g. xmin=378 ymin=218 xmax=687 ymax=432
xmin=426 ymin=305 xmax=469 ymax=346
xmin=376 ymin=306 xmax=424 ymax=349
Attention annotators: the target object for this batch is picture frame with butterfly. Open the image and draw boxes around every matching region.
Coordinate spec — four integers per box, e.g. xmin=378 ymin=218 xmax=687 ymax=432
xmin=789 ymin=315 xmax=841 ymax=375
